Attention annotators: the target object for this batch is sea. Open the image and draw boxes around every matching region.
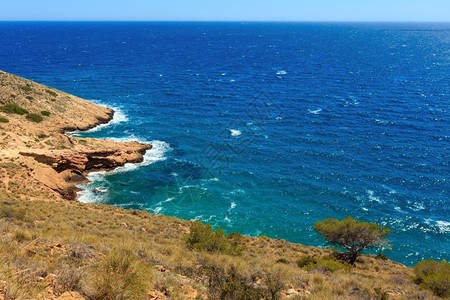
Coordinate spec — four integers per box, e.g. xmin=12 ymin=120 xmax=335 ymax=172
xmin=0 ymin=22 xmax=448 ymax=266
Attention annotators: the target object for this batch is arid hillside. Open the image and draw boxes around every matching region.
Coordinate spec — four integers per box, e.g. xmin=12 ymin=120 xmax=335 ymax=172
xmin=0 ymin=70 xmax=151 ymax=199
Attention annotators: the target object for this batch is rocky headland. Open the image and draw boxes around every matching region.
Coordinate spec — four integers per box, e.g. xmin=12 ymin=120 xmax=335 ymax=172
xmin=0 ymin=70 xmax=151 ymax=200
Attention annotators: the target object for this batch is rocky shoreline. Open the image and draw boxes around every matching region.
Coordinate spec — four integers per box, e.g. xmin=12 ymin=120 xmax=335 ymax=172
xmin=0 ymin=70 xmax=152 ymax=200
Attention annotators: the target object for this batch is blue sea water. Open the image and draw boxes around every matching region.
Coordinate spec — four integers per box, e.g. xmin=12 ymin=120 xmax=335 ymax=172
xmin=0 ymin=22 xmax=449 ymax=265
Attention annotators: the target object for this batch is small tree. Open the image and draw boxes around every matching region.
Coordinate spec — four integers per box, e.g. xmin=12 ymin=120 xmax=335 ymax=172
xmin=414 ymin=259 xmax=450 ymax=297
xmin=314 ymin=217 xmax=391 ymax=265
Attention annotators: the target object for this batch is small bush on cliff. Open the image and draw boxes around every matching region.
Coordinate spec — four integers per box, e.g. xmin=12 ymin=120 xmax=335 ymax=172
xmin=41 ymin=110 xmax=51 ymax=116
xmin=314 ymin=217 xmax=391 ymax=265
xmin=0 ymin=117 xmax=9 ymax=123
xmin=186 ymin=221 xmax=245 ymax=255
xmin=26 ymin=113 xmax=43 ymax=123
xmin=297 ymin=255 xmax=317 ymax=268
xmin=0 ymin=103 xmax=29 ymax=115
xmin=21 ymin=85 xmax=32 ymax=92
xmin=45 ymin=89 xmax=58 ymax=97
xmin=0 ymin=205 xmax=27 ymax=221
xmin=414 ymin=259 xmax=450 ymax=297
xmin=202 ymin=264 xmax=265 ymax=299
xmin=297 ymin=255 xmax=351 ymax=273
xmin=55 ymin=264 xmax=83 ymax=295
xmin=88 ymin=247 xmax=151 ymax=300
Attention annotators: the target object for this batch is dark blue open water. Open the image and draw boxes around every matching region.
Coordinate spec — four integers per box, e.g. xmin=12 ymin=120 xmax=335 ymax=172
xmin=1 ymin=22 xmax=448 ymax=265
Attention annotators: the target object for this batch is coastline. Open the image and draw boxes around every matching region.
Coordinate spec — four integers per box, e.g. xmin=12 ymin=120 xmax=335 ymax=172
xmin=66 ymin=109 xmax=154 ymax=201
xmin=0 ymin=70 xmax=152 ymax=200
xmin=0 ymin=70 xmax=444 ymax=299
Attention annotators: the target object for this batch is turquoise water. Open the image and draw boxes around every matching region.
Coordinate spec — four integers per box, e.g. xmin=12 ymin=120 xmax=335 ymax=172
xmin=1 ymin=22 xmax=449 ymax=265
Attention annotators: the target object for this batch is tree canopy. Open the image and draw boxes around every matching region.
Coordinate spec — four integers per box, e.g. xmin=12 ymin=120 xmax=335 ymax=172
xmin=314 ymin=217 xmax=392 ymax=265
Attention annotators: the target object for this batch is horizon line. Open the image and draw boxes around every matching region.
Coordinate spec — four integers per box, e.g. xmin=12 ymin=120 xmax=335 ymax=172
xmin=1 ymin=20 xmax=450 ymax=23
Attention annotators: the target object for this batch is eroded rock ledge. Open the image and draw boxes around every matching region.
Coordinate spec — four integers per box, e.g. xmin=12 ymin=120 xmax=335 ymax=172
xmin=18 ymin=142 xmax=152 ymax=200
xmin=20 ymin=145 xmax=151 ymax=174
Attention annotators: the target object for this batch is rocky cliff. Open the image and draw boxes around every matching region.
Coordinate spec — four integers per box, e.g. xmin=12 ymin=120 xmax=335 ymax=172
xmin=0 ymin=70 xmax=151 ymax=199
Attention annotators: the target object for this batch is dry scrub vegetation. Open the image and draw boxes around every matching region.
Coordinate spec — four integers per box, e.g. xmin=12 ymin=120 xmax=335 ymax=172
xmin=0 ymin=162 xmax=446 ymax=300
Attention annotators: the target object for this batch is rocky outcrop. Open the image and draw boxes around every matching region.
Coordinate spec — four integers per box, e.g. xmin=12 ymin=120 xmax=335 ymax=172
xmin=19 ymin=142 xmax=152 ymax=200
xmin=20 ymin=144 xmax=151 ymax=174
xmin=0 ymin=70 xmax=153 ymax=200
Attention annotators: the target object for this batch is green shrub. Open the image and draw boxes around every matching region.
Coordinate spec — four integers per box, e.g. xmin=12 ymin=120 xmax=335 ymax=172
xmin=0 ymin=117 xmax=9 ymax=123
xmin=26 ymin=96 xmax=33 ymax=101
xmin=297 ymin=255 xmax=351 ymax=273
xmin=414 ymin=259 xmax=450 ymax=297
xmin=376 ymin=253 xmax=388 ymax=260
xmin=50 ymin=98 xmax=56 ymax=102
xmin=0 ymin=104 xmax=29 ymax=115
xmin=186 ymin=221 xmax=245 ymax=255
xmin=55 ymin=264 xmax=83 ymax=294
xmin=13 ymin=230 xmax=31 ymax=242
xmin=21 ymin=85 xmax=32 ymax=92
xmin=316 ymin=257 xmax=352 ymax=272
xmin=186 ymin=221 xmax=228 ymax=253
xmin=89 ymin=247 xmax=151 ymax=300
xmin=202 ymin=264 xmax=266 ymax=300
xmin=26 ymin=113 xmax=43 ymax=123
xmin=45 ymin=89 xmax=58 ymax=97
xmin=0 ymin=205 xmax=27 ymax=221
xmin=41 ymin=111 xmax=51 ymax=116
xmin=297 ymin=255 xmax=317 ymax=268
xmin=265 ymin=269 xmax=286 ymax=300
xmin=226 ymin=231 xmax=247 ymax=256
xmin=374 ymin=288 xmax=390 ymax=300
xmin=276 ymin=258 xmax=289 ymax=264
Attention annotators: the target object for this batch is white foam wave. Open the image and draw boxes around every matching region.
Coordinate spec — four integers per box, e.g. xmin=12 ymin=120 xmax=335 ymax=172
xmin=97 ymin=140 xmax=170 ymax=176
xmin=308 ymin=108 xmax=322 ymax=115
xmin=230 ymin=129 xmax=241 ymax=136
xmin=367 ymin=190 xmax=383 ymax=203
xmin=381 ymin=185 xmax=397 ymax=194
xmin=394 ymin=206 xmax=404 ymax=213
xmin=436 ymin=221 xmax=450 ymax=233
xmin=77 ymin=140 xmax=171 ymax=203
xmin=230 ymin=189 xmax=245 ymax=195
xmin=77 ymin=188 xmax=105 ymax=204
xmin=69 ymin=100 xmax=128 ymax=136
xmin=411 ymin=202 xmax=425 ymax=211
xmin=276 ymin=70 xmax=288 ymax=75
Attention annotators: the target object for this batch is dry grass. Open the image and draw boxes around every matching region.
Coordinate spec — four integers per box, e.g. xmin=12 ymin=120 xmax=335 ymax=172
xmin=0 ymin=170 xmax=443 ymax=300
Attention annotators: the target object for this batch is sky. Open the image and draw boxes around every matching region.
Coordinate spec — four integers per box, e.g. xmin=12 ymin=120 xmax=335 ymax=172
xmin=0 ymin=0 xmax=449 ymax=22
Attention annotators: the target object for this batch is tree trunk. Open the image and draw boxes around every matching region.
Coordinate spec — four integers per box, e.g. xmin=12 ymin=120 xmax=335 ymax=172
xmin=349 ymin=250 xmax=358 ymax=265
